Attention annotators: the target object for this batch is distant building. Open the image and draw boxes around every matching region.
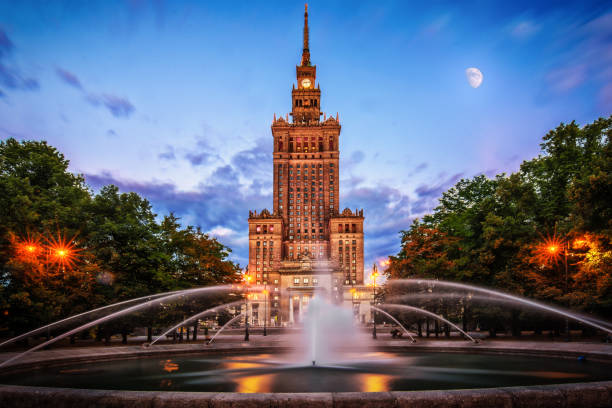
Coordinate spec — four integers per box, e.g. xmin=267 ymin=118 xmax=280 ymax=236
xmin=246 ymin=5 xmax=373 ymax=326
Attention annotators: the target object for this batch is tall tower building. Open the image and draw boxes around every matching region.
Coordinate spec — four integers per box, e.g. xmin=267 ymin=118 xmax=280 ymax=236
xmin=247 ymin=5 xmax=367 ymax=325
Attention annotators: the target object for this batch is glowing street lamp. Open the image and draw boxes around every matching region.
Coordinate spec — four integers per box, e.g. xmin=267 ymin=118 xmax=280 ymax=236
xmin=17 ymin=242 xmax=40 ymax=260
xmin=537 ymin=232 xmax=587 ymax=341
xmin=243 ymin=273 xmax=252 ymax=341
xmin=262 ymin=288 xmax=268 ymax=336
xmin=370 ymin=264 xmax=379 ymax=339
xmin=46 ymin=232 xmax=81 ymax=273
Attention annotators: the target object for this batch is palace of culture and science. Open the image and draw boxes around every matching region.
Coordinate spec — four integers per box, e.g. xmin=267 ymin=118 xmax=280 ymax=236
xmin=245 ymin=5 xmax=374 ymax=326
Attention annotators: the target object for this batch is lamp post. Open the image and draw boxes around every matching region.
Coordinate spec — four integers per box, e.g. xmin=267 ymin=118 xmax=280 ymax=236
xmin=545 ymin=236 xmax=587 ymax=341
xmin=371 ymin=264 xmax=379 ymax=339
xmin=244 ymin=274 xmax=251 ymax=341
xmin=263 ymin=286 xmax=268 ymax=336
xmin=547 ymin=241 xmax=569 ymax=341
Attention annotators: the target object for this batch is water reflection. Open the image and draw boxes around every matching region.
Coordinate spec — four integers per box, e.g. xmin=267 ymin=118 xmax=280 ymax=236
xmin=160 ymin=379 xmax=173 ymax=388
xmin=236 ymin=373 xmax=275 ymax=393
xmin=2 ymin=352 xmax=609 ymax=393
xmin=358 ymin=373 xmax=393 ymax=392
xmin=161 ymin=359 xmax=179 ymax=373
xmin=224 ymin=358 xmax=274 ymax=392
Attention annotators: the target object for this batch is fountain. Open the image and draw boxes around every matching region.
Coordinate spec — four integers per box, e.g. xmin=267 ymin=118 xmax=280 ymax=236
xmin=370 ymin=306 xmax=418 ymax=342
xmin=0 ymin=280 xmax=611 ymax=407
xmin=388 ymin=279 xmax=612 ymax=335
xmin=300 ymin=296 xmax=367 ymax=366
xmin=377 ymin=304 xmax=477 ymax=342
xmin=206 ymin=314 xmax=243 ymax=345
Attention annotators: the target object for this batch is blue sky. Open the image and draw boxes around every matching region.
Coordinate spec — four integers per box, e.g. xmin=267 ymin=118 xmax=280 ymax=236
xmin=1 ymin=0 xmax=611 ymax=271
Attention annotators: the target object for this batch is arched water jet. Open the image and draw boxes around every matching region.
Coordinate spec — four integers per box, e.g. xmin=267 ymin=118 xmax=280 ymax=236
xmin=386 ymin=292 xmax=612 ymax=330
xmin=206 ymin=313 xmax=243 ymax=345
xmin=370 ymin=306 xmax=416 ymax=342
xmin=386 ymin=292 xmax=511 ymax=304
xmin=389 ymin=279 xmax=612 ymax=335
xmin=380 ymin=304 xmax=477 ymax=343
xmin=149 ymin=300 xmax=242 ymax=346
xmin=0 ymin=285 xmax=231 ymax=369
xmin=0 ymin=290 xmax=184 ymax=348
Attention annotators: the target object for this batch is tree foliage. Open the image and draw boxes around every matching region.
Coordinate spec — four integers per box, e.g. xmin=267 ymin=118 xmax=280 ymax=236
xmin=388 ymin=116 xmax=612 ymax=322
xmin=0 ymin=139 xmax=241 ymax=336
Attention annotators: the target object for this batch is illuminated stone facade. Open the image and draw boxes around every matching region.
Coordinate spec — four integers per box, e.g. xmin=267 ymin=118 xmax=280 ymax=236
xmin=246 ymin=5 xmax=371 ymax=326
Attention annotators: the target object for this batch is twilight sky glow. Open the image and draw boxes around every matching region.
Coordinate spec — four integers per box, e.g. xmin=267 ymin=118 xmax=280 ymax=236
xmin=1 ymin=1 xmax=611 ymax=271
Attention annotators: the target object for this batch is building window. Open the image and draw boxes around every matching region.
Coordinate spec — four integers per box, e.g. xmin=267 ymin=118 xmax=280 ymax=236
xmin=294 ymin=278 xmax=300 ymax=284
xmin=303 ymin=278 xmax=309 ymax=284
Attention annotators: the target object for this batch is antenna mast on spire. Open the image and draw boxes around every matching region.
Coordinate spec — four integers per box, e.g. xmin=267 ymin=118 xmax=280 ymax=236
xmin=301 ymin=4 xmax=310 ymax=66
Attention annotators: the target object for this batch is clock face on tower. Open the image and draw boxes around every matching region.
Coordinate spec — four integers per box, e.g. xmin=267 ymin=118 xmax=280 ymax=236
xmin=301 ymin=78 xmax=312 ymax=89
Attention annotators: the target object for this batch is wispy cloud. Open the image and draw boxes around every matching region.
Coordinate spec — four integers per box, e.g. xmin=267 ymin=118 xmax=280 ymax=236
xmin=0 ymin=29 xmax=39 ymax=96
xmin=55 ymin=66 xmax=135 ymax=118
xmin=542 ymin=11 xmax=612 ymax=101
xmin=510 ymin=20 xmax=540 ymax=38
xmin=0 ymin=30 xmax=14 ymax=58
xmin=86 ymin=93 xmax=135 ymax=118
xmin=56 ymin=68 xmax=83 ymax=89
xmin=185 ymin=138 xmax=222 ymax=166
xmin=422 ymin=14 xmax=451 ymax=36
xmin=230 ymin=137 xmax=272 ymax=178
xmin=158 ymin=145 xmax=176 ymax=160
xmin=546 ymin=64 xmax=586 ymax=93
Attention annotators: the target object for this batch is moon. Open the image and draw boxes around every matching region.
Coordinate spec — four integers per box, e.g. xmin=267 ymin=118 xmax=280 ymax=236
xmin=466 ymin=67 xmax=483 ymax=88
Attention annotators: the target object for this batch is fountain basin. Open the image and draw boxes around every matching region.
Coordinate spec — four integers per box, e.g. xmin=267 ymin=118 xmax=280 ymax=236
xmin=0 ymin=341 xmax=611 ymax=407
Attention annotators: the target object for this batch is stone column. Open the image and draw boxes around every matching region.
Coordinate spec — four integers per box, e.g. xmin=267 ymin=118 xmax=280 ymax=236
xmin=289 ymin=296 xmax=294 ymax=324
xmin=298 ymin=296 xmax=303 ymax=322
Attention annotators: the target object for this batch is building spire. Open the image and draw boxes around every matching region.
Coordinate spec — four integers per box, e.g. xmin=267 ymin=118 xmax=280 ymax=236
xmin=301 ymin=4 xmax=310 ymax=66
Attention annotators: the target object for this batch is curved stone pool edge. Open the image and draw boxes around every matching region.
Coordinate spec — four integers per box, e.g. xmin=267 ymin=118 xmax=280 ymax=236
xmin=1 ymin=381 xmax=611 ymax=408
xmin=1 ymin=340 xmax=612 ymax=407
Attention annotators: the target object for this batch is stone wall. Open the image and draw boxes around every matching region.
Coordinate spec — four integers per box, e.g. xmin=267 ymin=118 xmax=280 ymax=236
xmin=1 ymin=381 xmax=612 ymax=408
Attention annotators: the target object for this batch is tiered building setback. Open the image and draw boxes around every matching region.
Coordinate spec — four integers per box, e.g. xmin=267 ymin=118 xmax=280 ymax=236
xmin=247 ymin=5 xmax=372 ymax=326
